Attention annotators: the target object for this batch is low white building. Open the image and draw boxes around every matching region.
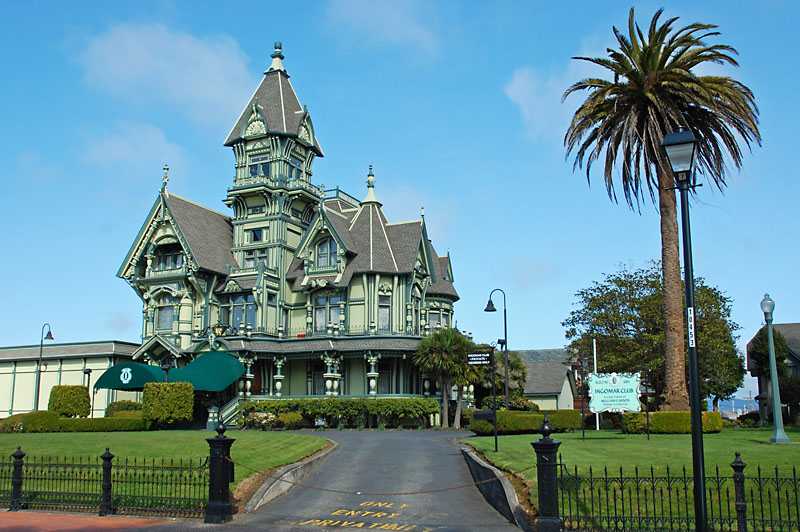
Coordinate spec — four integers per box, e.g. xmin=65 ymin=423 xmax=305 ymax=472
xmin=0 ymin=341 xmax=139 ymax=417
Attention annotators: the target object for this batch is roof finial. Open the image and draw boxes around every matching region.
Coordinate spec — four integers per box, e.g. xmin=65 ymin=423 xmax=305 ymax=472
xmin=267 ymin=41 xmax=285 ymax=73
xmin=421 ymin=206 xmax=425 ymax=218
xmin=161 ymin=164 xmax=170 ymax=196
xmin=362 ymin=165 xmax=380 ymax=205
xmin=319 ymin=184 xmax=325 ymax=207
xmin=367 ymin=165 xmax=375 ymax=188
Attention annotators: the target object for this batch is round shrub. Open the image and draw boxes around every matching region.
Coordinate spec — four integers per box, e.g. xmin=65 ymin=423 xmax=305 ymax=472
xmin=142 ymin=382 xmax=194 ymax=428
xmin=48 ymin=385 xmax=90 ymax=418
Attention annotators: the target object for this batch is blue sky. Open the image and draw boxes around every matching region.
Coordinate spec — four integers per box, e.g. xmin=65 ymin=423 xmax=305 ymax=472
xmin=2 ymin=1 xmax=797 ymax=397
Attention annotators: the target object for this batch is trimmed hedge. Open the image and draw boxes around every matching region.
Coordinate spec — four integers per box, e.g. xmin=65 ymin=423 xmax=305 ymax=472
xmin=275 ymin=412 xmax=303 ymax=429
xmin=239 ymin=397 xmax=439 ymax=428
xmin=105 ymin=400 xmax=142 ymax=417
xmin=113 ymin=411 xmax=144 ymax=420
xmin=467 ymin=409 xmax=582 ymax=435
xmin=0 ymin=411 xmax=147 ymax=432
xmin=142 ymin=382 xmax=194 ymax=427
xmin=48 ymin=385 xmax=90 ymax=418
xmin=621 ymin=411 xmax=723 ymax=434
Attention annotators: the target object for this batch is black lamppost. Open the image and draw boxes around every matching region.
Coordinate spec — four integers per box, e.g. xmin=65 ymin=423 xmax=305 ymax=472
xmin=161 ymin=355 xmax=176 ymax=382
xmin=34 ymin=323 xmax=54 ymax=411
xmin=484 ymin=289 xmax=509 ymax=411
xmin=760 ymin=294 xmax=790 ymax=444
xmin=662 ymin=127 xmax=706 ymax=532
xmin=83 ymin=368 xmax=93 ymax=418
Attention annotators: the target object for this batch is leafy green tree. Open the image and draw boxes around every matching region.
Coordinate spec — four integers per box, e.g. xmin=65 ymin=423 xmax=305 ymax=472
xmin=779 ymin=375 xmax=800 ymax=425
xmin=563 ymin=8 xmax=760 ymax=410
xmin=747 ymin=326 xmax=789 ymax=378
xmin=413 ymin=328 xmax=475 ymax=429
xmin=563 ymin=263 xmax=744 ymax=410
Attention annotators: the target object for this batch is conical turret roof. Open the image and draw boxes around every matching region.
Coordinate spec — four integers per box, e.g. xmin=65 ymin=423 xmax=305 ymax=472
xmin=224 ymin=42 xmax=323 ymax=156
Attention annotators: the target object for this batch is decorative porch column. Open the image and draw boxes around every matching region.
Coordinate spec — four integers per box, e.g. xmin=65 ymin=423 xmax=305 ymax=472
xmin=273 ymin=357 xmax=286 ymax=397
xmin=243 ymin=359 xmax=253 ymax=398
xmin=365 ymin=353 xmax=381 ymax=396
xmin=322 ymin=354 xmax=341 ymax=396
xmin=422 ymin=374 xmax=431 ymax=398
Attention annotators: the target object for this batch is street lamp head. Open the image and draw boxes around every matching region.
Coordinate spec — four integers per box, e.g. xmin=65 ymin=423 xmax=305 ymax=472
xmin=484 ymin=298 xmax=497 ymax=312
xmin=44 ymin=330 xmax=54 ymax=341
xmin=662 ymin=127 xmax=698 ymax=184
xmin=83 ymin=368 xmax=92 ymax=375
xmin=760 ymin=293 xmax=775 ymax=316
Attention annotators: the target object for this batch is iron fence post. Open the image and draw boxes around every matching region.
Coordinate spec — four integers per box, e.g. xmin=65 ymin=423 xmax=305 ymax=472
xmin=531 ymin=415 xmax=562 ymax=532
xmin=205 ymin=424 xmax=235 ymax=524
xmin=9 ymin=446 xmax=25 ymax=511
xmin=99 ymin=448 xmax=115 ymax=516
xmin=730 ymin=451 xmax=747 ymax=532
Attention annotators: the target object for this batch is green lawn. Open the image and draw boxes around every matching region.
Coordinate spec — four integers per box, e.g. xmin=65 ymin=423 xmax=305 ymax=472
xmin=0 ymin=429 xmax=329 ymax=485
xmin=465 ymin=426 xmax=800 ymax=482
xmin=465 ymin=425 xmax=800 ymax=516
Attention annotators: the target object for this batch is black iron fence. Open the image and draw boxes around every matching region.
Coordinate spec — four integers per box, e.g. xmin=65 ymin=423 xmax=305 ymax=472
xmin=556 ymin=452 xmax=799 ymax=532
xmin=0 ymin=446 xmax=209 ymax=518
xmin=0 ymin=426 xmax=237 ymax=522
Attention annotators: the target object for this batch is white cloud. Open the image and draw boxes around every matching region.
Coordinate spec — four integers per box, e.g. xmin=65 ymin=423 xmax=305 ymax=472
xmin=76 ymin=23 xmax=256 ymax=129
xmin=324 ymin=0 xmax=438 ymax=54
xmin=82 ymin=121 xmax=188 ymax=183
xmin=504 ymin=35 xmax=616 ymax=145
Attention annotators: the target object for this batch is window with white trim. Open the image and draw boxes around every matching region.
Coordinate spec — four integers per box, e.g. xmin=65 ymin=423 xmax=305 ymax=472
xmin=315 ymin=238 xmax=337 ymax=267
xmin=249 ymin=155 xmax=269 ymax=178
xmin=314 ymin=295 xmax=341 ymax=332
xmin=378 ymin=295 xmax=391 ymax=332
xmin=220 ymin=294 xmax=256 ymax=330
xmin=156 ymin=295 xmax=174 ymax=330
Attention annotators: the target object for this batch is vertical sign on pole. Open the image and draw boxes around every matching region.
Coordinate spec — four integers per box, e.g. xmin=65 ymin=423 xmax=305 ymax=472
xmin=468 ymin=348 xmax=497 ymax=451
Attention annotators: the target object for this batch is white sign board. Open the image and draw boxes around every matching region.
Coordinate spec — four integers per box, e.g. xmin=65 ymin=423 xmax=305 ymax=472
xmin=587 ymin=372 xmax=641 ymax=413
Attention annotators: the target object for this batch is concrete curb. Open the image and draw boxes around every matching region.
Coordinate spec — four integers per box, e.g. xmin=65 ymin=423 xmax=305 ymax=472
xmin=244 ymin=440 xmax=338 ymax=513
xmin=461 ymin=447 xmax=533 ymax=532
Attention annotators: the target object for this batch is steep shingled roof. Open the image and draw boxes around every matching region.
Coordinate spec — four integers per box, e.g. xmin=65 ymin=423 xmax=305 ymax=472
xmin=285 ymin=186 xmax=458 ymax=302
xmin=165 ymin=194 xmax=237 ymax=275
xmin=223 ymin=46 xmax=323 ymax=155
xmin=523 ymin=361 xmax=573 ymax=395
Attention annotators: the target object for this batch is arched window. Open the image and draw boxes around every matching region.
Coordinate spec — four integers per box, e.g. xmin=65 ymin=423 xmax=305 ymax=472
xmin=315 ymin=238 xmax=337 ymax=267
xmin=156 ymin=294 xmax=174 ymax=330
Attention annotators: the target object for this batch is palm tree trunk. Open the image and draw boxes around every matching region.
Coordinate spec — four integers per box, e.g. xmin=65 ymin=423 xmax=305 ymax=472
xmin=454 ymin=385 xmax=463 ymax=430
xmin=658 ymin=168 xmax=691 ymax=411
xmin=440 ymin=376 xmax=450 ymax=428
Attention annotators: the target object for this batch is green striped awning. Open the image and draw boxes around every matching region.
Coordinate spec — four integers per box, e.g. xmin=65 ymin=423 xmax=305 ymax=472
xmin=94 ymin=362 xmax=165 ymax=390
xmin=169 ymin=351 xmax=245 ymax=392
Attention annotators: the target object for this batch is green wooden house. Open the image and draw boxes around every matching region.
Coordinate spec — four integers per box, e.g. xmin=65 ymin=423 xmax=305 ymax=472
xmin=117 ymin=43 xmax=458 ymax=422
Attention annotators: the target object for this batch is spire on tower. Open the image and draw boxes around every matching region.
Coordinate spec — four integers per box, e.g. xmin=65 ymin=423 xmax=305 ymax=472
xmin=362 ymin=165 xmax=380 ymax=205
xmin=267 ymin=42 xmax=285 ymax=73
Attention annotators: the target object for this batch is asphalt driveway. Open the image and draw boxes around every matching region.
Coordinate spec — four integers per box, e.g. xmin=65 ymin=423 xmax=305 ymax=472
xmin=137 ymin=429 xmax=522 ymax=532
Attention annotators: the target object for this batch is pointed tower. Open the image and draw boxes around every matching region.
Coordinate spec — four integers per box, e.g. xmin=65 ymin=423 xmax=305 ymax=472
xmin=221 ymin=42 xmax=325 ymax=333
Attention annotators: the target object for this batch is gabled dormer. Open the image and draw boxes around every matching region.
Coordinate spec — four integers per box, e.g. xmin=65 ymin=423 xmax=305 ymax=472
xmin=294 ymin=202 xmax=353 ymax=279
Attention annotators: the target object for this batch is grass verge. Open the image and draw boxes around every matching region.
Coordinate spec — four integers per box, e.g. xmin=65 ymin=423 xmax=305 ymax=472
xmin=0 ymin=429 xmax=329 ymax=488
xmin=464 ymin=426 xmax=800 ymax=515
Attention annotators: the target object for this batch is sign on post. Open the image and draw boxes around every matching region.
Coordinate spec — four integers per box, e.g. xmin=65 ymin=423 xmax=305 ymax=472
xmin=467 ymin=351 xmax=493 ymax=366
xmin=587 ymin=372 xmax=641 ymax=413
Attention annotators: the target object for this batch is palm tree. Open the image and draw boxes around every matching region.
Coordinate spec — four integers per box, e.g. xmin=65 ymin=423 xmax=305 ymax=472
xmin=563 ymin=8 xmax=760 ymax=410
xmin=414 ymin=328 xmax=475 ymax=428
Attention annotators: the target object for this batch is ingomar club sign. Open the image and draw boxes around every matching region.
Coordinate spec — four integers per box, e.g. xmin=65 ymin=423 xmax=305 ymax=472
xmin=587 ymin=372 xmax=642 ymax=413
